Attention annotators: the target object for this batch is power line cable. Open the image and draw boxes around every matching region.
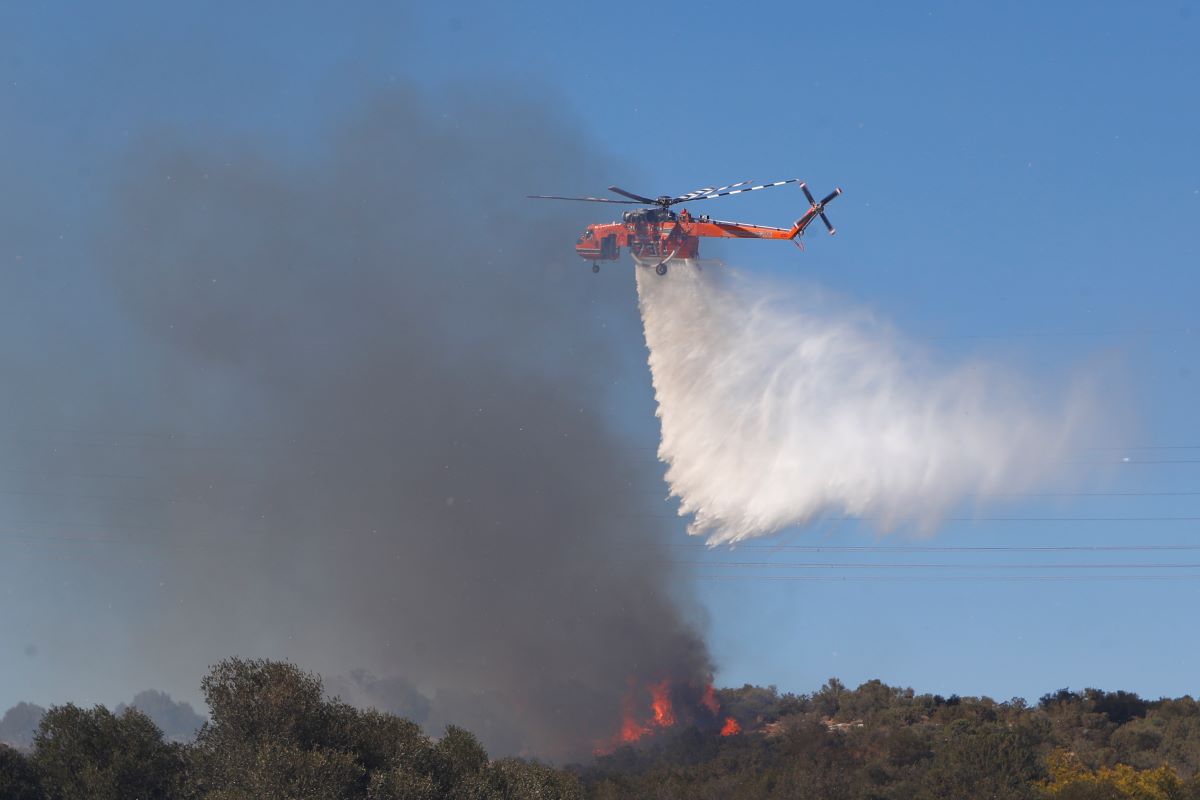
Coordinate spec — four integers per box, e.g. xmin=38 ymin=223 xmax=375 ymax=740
xmin=669 ymin=544 xmax=1200 ymax=552
xmin=695 ymin=574 xmax=1200 ymax=583
xmin=676 ymin=562 xmax=1200 ymax=570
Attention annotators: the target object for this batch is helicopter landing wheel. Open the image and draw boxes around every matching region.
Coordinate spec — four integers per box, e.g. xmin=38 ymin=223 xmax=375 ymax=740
xmin=592 ymin=263 xmax=600 ymax=274
xmin=655 ymin=262 xmax=668 ymax=276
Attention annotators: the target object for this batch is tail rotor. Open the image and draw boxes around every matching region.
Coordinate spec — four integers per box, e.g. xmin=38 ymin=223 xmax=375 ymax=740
xmin=800 ymin=183 xmax=842 ymax=235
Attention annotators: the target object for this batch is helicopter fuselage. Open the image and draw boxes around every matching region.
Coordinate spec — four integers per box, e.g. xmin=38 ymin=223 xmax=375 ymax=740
xmin=574 ymin=207 xmax=804 ymax=267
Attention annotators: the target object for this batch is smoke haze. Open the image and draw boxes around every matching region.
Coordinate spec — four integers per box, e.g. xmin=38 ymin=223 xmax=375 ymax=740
xmin=3 ymin=85 xmax=708 ymax=760
xmin=637 ymin=265 xmax=1104 ymax=544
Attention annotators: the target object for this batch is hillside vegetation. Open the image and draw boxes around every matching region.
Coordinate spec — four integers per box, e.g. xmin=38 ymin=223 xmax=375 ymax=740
xmin=5 ymin=663 xmax=1200 ymax=800
xmin=585 ymin=679 xmax=1200 ymax=799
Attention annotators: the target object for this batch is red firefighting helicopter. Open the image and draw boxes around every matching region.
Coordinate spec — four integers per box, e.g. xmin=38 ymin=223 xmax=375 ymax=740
xmin=528 ymin=178 xmax=841 ymax=274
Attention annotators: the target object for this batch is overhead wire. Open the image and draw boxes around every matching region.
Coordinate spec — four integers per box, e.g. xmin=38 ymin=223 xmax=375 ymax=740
xmin=3 ymin=428 xmax=1200 ymax=582
xmin=668 ymin=544 xmax=1200 ymax=552
xmin=672 ymin=561 xmax=1200 ymax=570
xmin=695 ymin=575 xmax=1200 ymax=583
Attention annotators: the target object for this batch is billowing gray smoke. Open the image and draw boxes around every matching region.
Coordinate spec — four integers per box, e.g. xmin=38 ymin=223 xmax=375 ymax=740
xmin=10 ymin=86 xmax=708 ymax=760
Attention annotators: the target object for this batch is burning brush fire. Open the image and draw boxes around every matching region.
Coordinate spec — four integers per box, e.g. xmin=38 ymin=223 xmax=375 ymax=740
xmin=597 ymin=676 xmax=741 ymax=754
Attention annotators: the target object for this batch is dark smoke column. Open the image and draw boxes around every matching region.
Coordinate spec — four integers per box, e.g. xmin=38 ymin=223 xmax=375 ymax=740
xmin=83 ymin=85 xmax=709 ymax=760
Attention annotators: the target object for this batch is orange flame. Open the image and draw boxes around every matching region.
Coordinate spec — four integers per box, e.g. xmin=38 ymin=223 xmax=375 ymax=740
xmin=598 ymin=676 xmax=732 ymax=754
xmin=620 ymin=716 xmax=652 ymax=743
xmin=650 ymin=679 xmax=676 ymax=727
xmin=618 ymin=678 xmax=653 ymax=743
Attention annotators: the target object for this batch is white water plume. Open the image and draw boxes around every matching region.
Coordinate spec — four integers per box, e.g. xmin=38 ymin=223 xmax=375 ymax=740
xmin=637 ymin=263 xmax=1101 ymax=545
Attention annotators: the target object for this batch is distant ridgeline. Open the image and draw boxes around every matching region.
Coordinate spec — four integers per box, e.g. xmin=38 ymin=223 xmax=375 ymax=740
xmin=5 ymin=666 xmax=1200 ymax=800
xmin=0 ymin=703 xmax=45 ymax=752
xmin=0 ymin=690 xmax=202 ymax=752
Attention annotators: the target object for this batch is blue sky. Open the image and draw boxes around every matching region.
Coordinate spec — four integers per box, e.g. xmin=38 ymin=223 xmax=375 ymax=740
xmin=2 ymin=0 xmax=1199 ymax=714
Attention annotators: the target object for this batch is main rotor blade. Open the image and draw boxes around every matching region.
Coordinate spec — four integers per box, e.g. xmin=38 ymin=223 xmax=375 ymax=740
xmin=527 ymin=194 xmax=642 ymax=204
xmin=675 ymin=186 xmax=716 ymax=201
xmin=819 ymin=212 xmax=836 ymax=235
xmin=674 ymin=179 xmax=751 ymax=203
xmin=685 ymin=178 xmax=804 ymax=203
xmin=607 ymin=186 xmax=656 ymax=203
